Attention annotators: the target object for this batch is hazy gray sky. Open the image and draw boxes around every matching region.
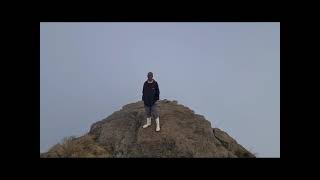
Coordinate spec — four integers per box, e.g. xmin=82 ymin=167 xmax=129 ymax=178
xmin=40 ymin=22 xmax=280 ymax=157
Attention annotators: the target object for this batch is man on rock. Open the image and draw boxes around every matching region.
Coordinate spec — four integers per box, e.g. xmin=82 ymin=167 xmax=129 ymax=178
xmin=142 ymin=72 xmax=160 ymax=132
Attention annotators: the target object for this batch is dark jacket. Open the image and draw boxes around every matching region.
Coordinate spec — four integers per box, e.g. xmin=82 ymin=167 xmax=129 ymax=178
xmin=142 ymin=80 xmax=160 ymax=107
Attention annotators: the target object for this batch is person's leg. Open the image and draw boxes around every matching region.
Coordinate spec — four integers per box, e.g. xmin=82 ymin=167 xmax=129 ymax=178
xmin=143 ymin=105 xmax=152 ymax=128
xmin=145 ymin=105 xmax=151 ymax=118
xmin=151 ymin=103 xmax=160 ymax=131
xmin=151 ymin=103 xmax=159 ymax=119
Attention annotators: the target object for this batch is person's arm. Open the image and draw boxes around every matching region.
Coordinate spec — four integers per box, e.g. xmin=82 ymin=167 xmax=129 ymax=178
xmin=142 ymin=82 xmax=145 ymax=101
xmin=155 ymin=82 xmax=160 ymax=101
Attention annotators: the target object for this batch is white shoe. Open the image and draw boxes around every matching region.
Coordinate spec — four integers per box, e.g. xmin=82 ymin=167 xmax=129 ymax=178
xmin=155 ymin=117 xmax=160 ymax=132
xmin=143 ymin=117 xmax=151 ymax=128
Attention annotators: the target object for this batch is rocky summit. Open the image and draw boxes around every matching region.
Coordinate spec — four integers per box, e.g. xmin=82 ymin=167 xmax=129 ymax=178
xmin=41 ymin=99 xmax=255 ymax=158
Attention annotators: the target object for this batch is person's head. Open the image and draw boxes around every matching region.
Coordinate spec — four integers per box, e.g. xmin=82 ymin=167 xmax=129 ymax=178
xmin=147 ymin=72 xmax=153 ymax=81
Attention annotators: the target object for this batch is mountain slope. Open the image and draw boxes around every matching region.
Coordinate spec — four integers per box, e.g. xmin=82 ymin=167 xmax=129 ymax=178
xmin=41 ymin=99 xmax=255 ymax=158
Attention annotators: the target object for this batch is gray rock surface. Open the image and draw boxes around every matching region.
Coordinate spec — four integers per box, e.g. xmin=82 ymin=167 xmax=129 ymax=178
xmin=41 ymin=100 xmax=255 ymax=158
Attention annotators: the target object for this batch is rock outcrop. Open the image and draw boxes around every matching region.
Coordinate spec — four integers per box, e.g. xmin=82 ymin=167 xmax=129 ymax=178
xmin=41 ymin=100 xmax=255 ymax=158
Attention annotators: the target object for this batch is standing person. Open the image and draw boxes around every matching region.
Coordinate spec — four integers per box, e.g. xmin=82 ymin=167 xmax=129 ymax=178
xmin=142 ymin=72 xmax=160 ymax=131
